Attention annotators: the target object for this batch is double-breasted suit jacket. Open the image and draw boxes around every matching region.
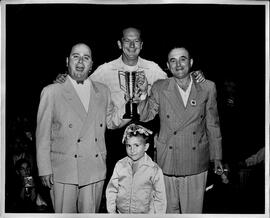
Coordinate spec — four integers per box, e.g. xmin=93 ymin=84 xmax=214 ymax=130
xmin=36 ymin=78 xmax=121 ymax=186
xmin=139 ymin=77 xmax=222 ymax=176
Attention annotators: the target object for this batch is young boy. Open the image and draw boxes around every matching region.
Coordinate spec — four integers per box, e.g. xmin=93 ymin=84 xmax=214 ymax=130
xmin=9 ymin=158 xmax=49 ymax=212
xmin=106 ymin=123 xmax=167 ymax=214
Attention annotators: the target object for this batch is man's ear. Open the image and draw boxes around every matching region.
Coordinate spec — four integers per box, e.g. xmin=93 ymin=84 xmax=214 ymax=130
xmin=166 ymin=62 xmax=170 ymax=70
xmin=140 ymin=41 xmax=143 ymax=50
xmin=144 ymin=143 xmax=149 ymax=152
xmin=117 ymin=40 xmax=122 ymax=49
xmin=66 ymin=57 xmax=69 ymax=67
xmin=190 ymin=58 xmax=194 ymax=68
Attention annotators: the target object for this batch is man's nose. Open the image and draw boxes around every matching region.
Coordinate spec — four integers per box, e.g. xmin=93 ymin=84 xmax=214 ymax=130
xmin=78 ymin=56 xmax=83 ymax=63
xmin=176 ymin=60 xmax=182 ymax=67
xmin=130 ymin=41 xmax=135 ymax=48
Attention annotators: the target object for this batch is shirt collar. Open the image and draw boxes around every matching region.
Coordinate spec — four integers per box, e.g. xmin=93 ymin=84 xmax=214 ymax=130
xmin=112 ymin=56 xmax=150 ymax=71
xmin=68 ymin=75 xmax=90 ymax=87
xmin=127 ymin=153 xmax=153 ymax=168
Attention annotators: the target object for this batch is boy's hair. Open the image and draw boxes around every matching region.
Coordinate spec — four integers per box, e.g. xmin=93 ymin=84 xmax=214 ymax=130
xmin=15 ymin=158 xmax=31 ymax=171
xmin=122 ymin=123 xmax=153 ymax=144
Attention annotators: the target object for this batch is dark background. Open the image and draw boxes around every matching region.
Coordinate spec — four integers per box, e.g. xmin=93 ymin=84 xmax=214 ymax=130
xmin=4 ymin=3 xmax=266 ymax=214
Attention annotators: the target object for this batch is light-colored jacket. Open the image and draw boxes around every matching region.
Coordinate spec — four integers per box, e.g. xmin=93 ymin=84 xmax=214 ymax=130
xmin=106 ymin=154 xmax=167 ymax=214
xmin=139 ymin=77 xmax=222 ymax=176
xmin=36 ymin=78 xmax=121 ymax=186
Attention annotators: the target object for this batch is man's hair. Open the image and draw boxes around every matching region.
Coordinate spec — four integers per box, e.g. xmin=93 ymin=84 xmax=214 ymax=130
xmin=15 ymin=158 xmax=31 ymax=171
xmin=167 ymin=44 xmax=193 ymax=60
xmin=120 ymin=27 xmax=143 ymax=41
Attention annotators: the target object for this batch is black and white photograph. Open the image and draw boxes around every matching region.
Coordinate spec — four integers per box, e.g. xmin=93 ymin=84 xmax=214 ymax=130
xmin=1 ymin=0 xmax=269 ymax=217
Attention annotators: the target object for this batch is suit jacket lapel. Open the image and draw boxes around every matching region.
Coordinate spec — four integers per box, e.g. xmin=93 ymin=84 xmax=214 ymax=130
xmin=164 ymin=78 xmax=186 ymax=123
xmin=79 ymin=79 xmax=101 ymax=138
xmin=182 ymin=79 xmax=203 ymax=126
xmin=186 ymin=80 xmax=202 ymax=110
xmin=61 ymin=78 xmax=87 ymax=122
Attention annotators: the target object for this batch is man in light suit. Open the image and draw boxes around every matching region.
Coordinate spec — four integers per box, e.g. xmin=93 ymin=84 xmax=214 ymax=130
xmin=36 ymin=43 xmax=126 ymax=213
xmin=138 ymin=46 xmax=223 ymax=213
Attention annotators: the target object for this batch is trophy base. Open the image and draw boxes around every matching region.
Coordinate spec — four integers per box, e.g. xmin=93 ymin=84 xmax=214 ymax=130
xmin=123 ymin=102 xmax=140 ymax=120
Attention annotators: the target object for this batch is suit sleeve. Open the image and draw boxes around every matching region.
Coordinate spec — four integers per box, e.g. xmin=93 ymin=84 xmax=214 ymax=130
xmin=206 ymin=83 xmax=222 ymax=160
xmin=147 ymin=64 xmax=167 ymax=94
xmin=105 ymin=87 xmax=124 ymax=129
xmin=36 ymin=86 xmax=53 ymax=176
xmin=105 ymin=164 xmax=119 ymax=213
xmin=149 ymin=167 xmax=167 ymax=214
xmin=139 ymin=81 xmax=160 ymax=122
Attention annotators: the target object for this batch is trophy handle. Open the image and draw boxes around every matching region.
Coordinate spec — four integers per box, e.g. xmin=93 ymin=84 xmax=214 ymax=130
xmin=118 ymin=71 xmax=127 ymax=92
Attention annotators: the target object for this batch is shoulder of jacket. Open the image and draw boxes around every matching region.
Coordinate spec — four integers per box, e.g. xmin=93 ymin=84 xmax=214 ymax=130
xmin=41 ymin=83 xmax=61 ymax=94
xmin=153 ymin=78 xmax=170 ymax=88
xmin=92 ymin=80 xmax=108 ymax=88
xmin=116 ymin=157 xmax=129 ymax=167
xmin=199 ymin=79 xmax=215 ymax=90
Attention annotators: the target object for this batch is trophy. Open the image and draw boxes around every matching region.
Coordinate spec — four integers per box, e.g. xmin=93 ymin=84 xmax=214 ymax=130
xmin=118 ymin=70 xmax=144 ymax=120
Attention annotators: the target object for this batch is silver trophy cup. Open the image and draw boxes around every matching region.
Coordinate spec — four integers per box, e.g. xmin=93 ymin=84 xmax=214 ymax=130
xmin=118 ymin=71 xmax=141 ymax=120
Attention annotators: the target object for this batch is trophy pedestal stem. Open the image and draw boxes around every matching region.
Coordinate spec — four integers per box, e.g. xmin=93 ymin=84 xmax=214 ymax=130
xmin=123 ymin=101 xmax=139 ymax=120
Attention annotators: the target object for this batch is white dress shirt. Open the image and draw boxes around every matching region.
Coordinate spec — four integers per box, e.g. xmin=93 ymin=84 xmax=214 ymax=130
xmin=176 ymin=76 xmax=193 ymax=107
xmin=68 ymin=75 xmax=90 ymax=112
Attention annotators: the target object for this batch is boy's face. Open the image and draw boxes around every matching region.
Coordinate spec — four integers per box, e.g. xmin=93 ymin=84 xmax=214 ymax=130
xmin=17 ymin=162 xmax=31 ymax=177
xmin=126 ymin=136 xmax=149 ymax=162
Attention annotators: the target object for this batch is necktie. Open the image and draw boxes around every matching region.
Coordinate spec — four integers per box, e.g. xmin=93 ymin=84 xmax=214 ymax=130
xmin=76 ymin=80 xmax=84 ymax=84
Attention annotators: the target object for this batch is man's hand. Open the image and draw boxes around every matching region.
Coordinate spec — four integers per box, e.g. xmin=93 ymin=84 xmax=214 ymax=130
xmin=136 ymin=72 xmax=148 ymax=93
xmin=245 ymin=156 xmax=257 ymax=167
xmin=40 ymin=174 xmax=54 ymax=189
xmin=192 ymin=70 xmax=205 ymax=83
xmin=53 ymin=73 xmax=67 ymax=84
xmin=134 ymin=72 xmax=148 ymax=103
xmin=214 ymin=159 xmax=223 ymax=175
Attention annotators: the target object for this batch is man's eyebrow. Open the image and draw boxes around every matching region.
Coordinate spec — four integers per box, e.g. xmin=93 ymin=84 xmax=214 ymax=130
xmin=169 ymin=57 xmax=176 ymax=61
xmin=169 ymin=56 xmax=188 ymax=61
xmin=71 ymin=52 xmax=79 ymax=56
xmin=71 ymin=53 xmax=91 ymax=57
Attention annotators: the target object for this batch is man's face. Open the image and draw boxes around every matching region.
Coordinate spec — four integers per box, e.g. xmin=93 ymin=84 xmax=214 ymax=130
xmin=167 ymin=48 xmax=193 ymax=80
xmin=125 ymin=136 xmax=148 ymax=162
xmin=118 ymin=28 xmax=143 ymax=61
xmin=67 ymin=44 xmax=93 ymax=82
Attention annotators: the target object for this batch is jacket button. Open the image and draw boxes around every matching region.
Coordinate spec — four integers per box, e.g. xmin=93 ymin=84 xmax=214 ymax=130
xmin=69 ymin=124 xmax=72 ymax=128
xmin=95 ymin=138 xmax=97 ymax=142
xmin=77 ymin=139 xmax=81 ymax=143
xmin=74 ymin=154 xmax=77 ymax=158
xmin=100 ymin=123 xmax=103 ymax=127
xmin=169 ymin=146 xmax=173 ymax=149
xmin=95 ymin=154 xmax=98 ymax=157
xmin=193 ymin=132 xmax=196 ymax=135
xmin=174 ymin=131 xmax=177 ymax=135
xmin=192 ymin=147 xmax=196 ymax=150
xmin=167 ymin=115 xmax=170 ymax=118
xmin=201 ymin=115 xmax=203 ymax=119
